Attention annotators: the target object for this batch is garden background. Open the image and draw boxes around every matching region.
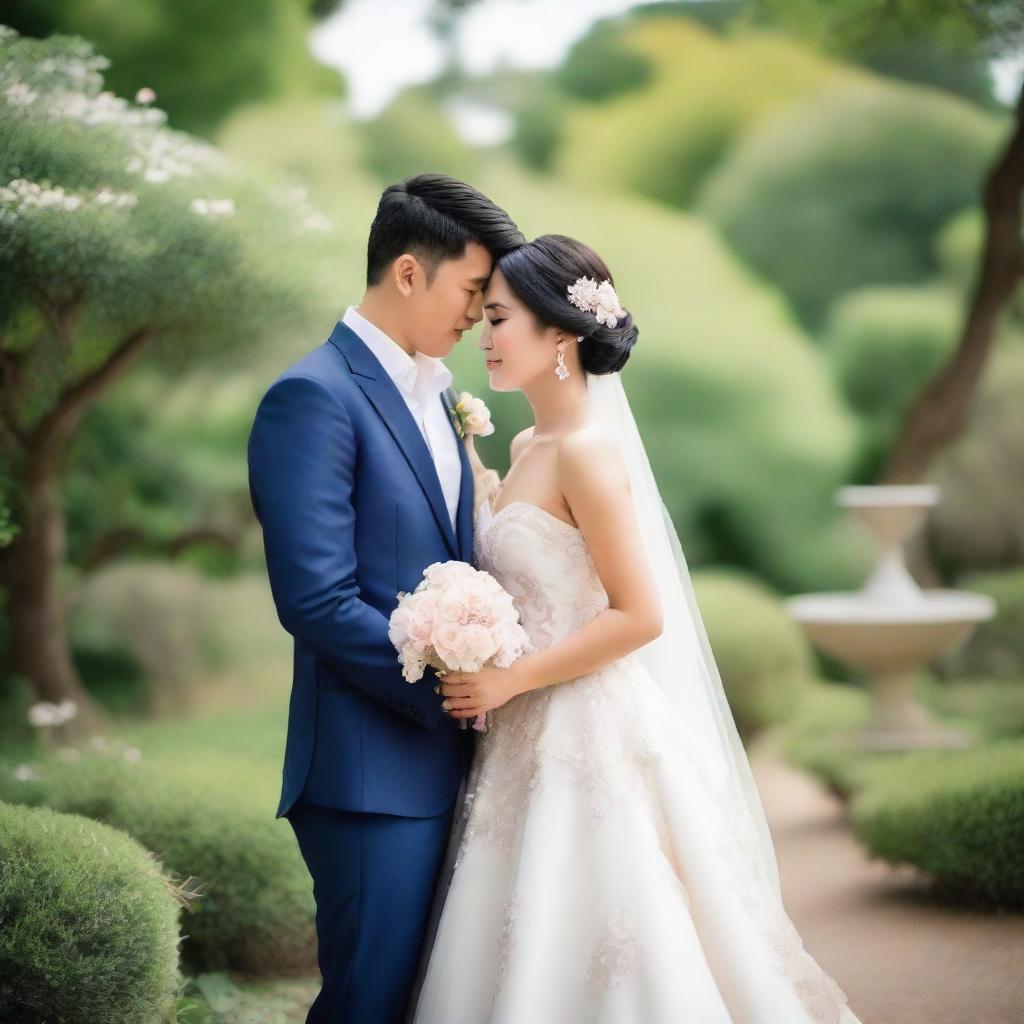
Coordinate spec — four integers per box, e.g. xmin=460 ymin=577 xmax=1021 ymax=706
xmin=0 ymin=1 xmax=1022 ymax=1021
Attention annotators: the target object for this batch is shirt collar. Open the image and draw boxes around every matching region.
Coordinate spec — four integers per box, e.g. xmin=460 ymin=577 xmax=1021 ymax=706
xmin=343 ymin=305 xmax=452 ymax=400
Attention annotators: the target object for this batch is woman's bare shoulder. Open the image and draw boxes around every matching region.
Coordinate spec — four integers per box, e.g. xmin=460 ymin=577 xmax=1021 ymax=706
xmin=509 ymin=425 xmax=535 ymax=464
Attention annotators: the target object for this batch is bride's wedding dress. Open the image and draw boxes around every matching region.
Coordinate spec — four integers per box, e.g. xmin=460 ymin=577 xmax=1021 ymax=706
xmin=412 ymin=489 xmax=864 ymax=1023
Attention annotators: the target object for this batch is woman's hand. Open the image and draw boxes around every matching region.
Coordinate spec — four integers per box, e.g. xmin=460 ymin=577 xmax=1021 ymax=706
xmin=438 ymin=663 xmax=527 ymax=720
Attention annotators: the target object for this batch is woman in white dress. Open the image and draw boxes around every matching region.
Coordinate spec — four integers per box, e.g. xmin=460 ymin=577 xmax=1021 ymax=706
xmin=413 ymin=235 xmax=865 ymax=1024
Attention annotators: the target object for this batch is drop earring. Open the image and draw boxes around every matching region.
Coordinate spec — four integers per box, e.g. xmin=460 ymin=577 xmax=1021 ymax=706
xmin=555 ymin=346 xmax=569 ymax=381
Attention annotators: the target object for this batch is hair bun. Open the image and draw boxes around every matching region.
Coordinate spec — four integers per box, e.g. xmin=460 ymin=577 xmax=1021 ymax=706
xmin=579 ymin=313 xmax=638 ymax=375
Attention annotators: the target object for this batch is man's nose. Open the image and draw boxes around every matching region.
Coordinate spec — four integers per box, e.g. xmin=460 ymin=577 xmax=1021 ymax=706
xmin=466 ymin=289 xmax=484 ymax=324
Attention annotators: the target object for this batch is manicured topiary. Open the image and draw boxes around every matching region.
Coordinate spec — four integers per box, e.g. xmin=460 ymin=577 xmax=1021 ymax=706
xmin=0 ymin=752 xmax=315 ymax=975
xmin=0 ymin=800 xmax=183 ymax=1023
xmin=851 ymin=740 xmax=1024 ymax=909
xmin=693 ymin=569 xmax=814 ymax=739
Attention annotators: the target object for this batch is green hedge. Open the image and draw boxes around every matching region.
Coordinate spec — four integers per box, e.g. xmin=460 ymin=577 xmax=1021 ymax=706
xmin=0 ymin=801 xmax=182 ymax=1023
xmin=0 ymin=752 xmax=315 ymax=976
xmin=776 ymin=682 xmax=875 ymax=800
xmin=693 ymin=569 xmax=814 ymax=739
xmin=851 ymin=741 xmax=1024 ymax=909
xmin=699 ymin=79 xmax=1001 ymax=328
xmin=825 ymin=285 xmax=960 ymax=479
xmin=937 ymin=568 xmax=1024 ymax=683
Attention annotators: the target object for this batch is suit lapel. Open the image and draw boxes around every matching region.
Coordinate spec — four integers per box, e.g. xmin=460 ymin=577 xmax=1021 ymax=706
xmin=329 ymin=321 xmax=459 ymax=559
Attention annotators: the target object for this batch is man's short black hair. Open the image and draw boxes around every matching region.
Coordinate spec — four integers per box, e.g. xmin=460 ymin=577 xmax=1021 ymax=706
xmin=365 ymin=172 xmax=524 ymax=287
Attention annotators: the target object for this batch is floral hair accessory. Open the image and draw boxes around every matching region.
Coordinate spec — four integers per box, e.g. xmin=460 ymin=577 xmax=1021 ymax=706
xmin=566 ymin=276 xmax=626 ymax=329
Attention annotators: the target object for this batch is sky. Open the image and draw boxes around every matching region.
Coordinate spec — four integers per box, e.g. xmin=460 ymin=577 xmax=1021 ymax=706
xmin=310 ymin=0 xmax=664 ymax=122
xmin=310 ymin=0 xmax=1024 ymax=138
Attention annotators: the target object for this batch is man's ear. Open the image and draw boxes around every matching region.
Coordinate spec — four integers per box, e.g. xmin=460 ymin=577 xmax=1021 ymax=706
xmin=393 ymin=253 xmax=419 ymax=297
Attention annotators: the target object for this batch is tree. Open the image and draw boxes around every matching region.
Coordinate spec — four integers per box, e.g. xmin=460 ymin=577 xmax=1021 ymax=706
xmin=0 ymin=28 xmax=336 ymax=736
xmin=755 ymin=0 xmax=1024 ymax=483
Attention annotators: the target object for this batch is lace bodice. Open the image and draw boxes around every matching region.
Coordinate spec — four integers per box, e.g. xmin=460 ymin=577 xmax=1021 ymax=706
xmin=473 ymin=499 xmax=610 ymax=652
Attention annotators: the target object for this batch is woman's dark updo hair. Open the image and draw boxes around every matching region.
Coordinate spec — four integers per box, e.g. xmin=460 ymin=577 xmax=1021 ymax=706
xmin=495 ymin=234 xmax=638 ymax=375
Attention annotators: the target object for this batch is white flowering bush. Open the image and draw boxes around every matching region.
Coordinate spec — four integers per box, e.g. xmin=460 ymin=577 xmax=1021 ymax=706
xmin=0 ymin=27 xmax=337 ymax=727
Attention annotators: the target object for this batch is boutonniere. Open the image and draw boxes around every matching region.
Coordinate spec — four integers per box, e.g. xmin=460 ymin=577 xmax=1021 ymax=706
xmin=450 ymin=390 xmax=495 ymax=440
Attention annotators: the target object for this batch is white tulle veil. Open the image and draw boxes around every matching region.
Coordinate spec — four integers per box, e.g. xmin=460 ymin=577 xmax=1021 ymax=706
xmin=584 ymin=369 xmax=783 ymax=900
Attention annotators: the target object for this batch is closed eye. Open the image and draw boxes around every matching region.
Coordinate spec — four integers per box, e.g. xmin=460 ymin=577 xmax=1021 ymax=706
xmin=488 ymin=317 xmax=505 ymax=326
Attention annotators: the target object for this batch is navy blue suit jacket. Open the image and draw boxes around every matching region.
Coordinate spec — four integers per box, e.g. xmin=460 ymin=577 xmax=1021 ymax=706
xmin=247 ymin=320 xmax=475 ymax=819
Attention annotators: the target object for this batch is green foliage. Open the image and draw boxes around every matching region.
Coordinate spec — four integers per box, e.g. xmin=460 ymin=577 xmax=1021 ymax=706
xmin=824 ymin=284 xmax=960 ymax=479
xmin=777 ymin=682 xmax=876 ymax=799
xmin=553 ymin=18 xmax=851 ymax=208
xmin=0 ymin=0 xmax=336 ymax=137
xmin=935 ymin=568 xmax=1024 ymax=682
xmin=360 ymin=89 xmax=481 ymax=186
xmin=753 ymin=0 xmax=1024 ymax=60
xmin=699 ymin=79 xmax=1003 ymax=327
xmin=692 ymin=569 xmax=815 ymax=739
xmin=850 ymin=740 xmax=1024 ymax=909
xmin=0 ymin=800 xmax=183 ymax=1023
xmin=0 ymin=750 xmax=316 ymax=975
xmin=920 ymin=675 xmax=1024 ymax=741
xmin=928 ymin=341 xmax=1024 ymax=575
xmin=555 ymin=19 xmax=653 ymax=102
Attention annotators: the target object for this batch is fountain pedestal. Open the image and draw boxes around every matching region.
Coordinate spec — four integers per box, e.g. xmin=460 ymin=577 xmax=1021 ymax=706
xmin=786 ymin=485 xmax=996 ymax=751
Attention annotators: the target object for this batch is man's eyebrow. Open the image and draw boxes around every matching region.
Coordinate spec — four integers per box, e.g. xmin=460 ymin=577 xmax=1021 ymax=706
xmin=468 ymin=275 xmax=490 ymax=285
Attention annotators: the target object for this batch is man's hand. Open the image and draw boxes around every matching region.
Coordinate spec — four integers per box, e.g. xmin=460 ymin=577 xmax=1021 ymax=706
xmin=438 ymin=663 xmax=526 ymax=720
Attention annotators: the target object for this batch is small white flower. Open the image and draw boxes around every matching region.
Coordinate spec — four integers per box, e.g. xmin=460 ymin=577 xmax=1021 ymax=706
xmin=122 ymin=746 xmax=142 ymax=764
xmin=55 ymin=699 xmax=78 ymax=722
xmin=5 ymin=81 xmax=38 ymax=107
xmin=191 ymin=197 xmax=234 ymax=217
xmin=28 ymin=702 xmax=59 ymax=727
xmin=13 ymin=764 xmax=39 ymax=782
xmin=134 ymin=86 xmax=156 ymax=105
xmin=455 ymin=391 xmax=495 ymax=437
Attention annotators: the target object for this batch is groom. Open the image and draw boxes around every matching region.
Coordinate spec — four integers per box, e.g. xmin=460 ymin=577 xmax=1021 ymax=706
xmin=247 ymin=172 xmax=523 ymax=1023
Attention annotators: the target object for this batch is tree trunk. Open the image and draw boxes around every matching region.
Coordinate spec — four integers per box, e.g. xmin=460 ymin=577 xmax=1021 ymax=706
xmin=880 ymin=81 xmax=1024 ymax=484
xmin=0 ymin=469 xmax=108 ymax=739
xmin=0 ymin=324 xmax=155 ymax=739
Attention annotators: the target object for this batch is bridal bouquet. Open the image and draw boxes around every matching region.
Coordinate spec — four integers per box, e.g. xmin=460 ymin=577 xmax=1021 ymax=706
xmin=388 ymin=560 xmax=530 ymax=732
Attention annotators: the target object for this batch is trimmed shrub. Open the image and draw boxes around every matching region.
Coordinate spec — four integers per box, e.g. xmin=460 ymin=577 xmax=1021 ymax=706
xmin=851 ymin=740 xmax=1024 ymax=909
xmin=0 ymin=752 xmax=315 ymax=976
xmin=824 ymin=285 xmax=960 ymax=479
xmin=555 ymin=19 xmax=846 ymax=209
xmin=935 ymin=568 xmax=1024 ymax=683
xmin=699 ymin=79 xmax=1002 ymax=328
xmin=0 ymin=801 xmax=182 ymax=1023
xmin=776 ymin=682 xmax=875 ymax=800
xmin=693 ymin=569 xmax=814 ymax=739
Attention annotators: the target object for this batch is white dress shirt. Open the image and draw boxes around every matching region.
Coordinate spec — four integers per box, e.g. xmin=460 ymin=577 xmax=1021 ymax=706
xmin=342 ymin=305 xmax=462 ymax=531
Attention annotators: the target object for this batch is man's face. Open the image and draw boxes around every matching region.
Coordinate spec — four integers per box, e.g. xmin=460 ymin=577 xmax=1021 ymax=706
xmin=407 ymin=240 xmax=493 ymax=358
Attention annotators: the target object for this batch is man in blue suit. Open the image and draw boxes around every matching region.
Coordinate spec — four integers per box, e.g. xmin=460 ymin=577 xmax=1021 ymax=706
xmin=247 ymin=173 xmax=523 ymax=1023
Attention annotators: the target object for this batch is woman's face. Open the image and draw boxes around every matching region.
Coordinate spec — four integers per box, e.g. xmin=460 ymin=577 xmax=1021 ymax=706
xmin=479 ymin=268 xmax=575 ymax=392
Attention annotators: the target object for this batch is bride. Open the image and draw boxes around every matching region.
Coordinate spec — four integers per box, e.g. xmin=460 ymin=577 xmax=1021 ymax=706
xmin=412 ymin=234 xmax=864 ymax=1024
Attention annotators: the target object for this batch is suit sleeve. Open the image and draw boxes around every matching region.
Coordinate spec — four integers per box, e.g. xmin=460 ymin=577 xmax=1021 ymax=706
xmin=247 ymin=374 xmax=445 ymax=729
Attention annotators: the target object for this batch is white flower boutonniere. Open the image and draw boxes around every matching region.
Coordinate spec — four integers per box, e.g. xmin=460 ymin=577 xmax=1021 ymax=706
xmin=453 ymin=391 xmax=495 ymax=438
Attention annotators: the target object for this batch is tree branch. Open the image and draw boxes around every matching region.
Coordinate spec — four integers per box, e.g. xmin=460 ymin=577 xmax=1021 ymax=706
xmin=879 ymin=78 xmax=1024 ymax=483
xmin=77 ymin=523 xmax=242 ymax=574
xmin=25 ymin=326 xmax=156 ymax=484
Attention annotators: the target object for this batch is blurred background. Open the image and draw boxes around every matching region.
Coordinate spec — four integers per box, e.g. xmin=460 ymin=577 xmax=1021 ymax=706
xmin=0 ymin=2 xmax=1022 ymax=1022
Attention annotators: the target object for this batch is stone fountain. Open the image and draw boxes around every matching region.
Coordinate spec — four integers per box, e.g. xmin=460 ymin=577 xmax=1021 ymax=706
xmin=786 ymin=484 xmax=996 ymax=751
